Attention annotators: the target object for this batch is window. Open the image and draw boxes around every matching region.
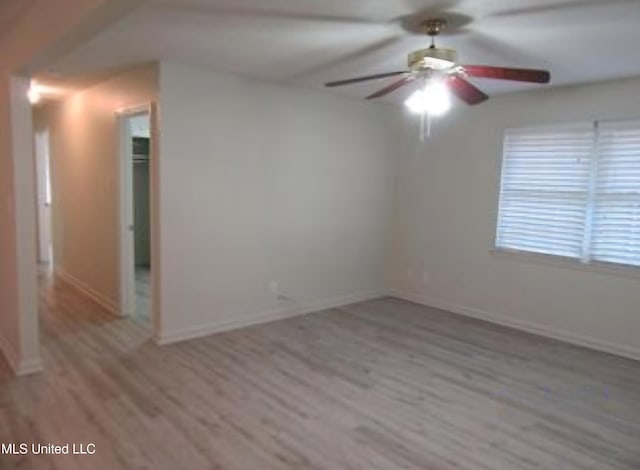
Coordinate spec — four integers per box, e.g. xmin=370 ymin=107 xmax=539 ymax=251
xmin=496 ymin=119 xmax=640 ymax=268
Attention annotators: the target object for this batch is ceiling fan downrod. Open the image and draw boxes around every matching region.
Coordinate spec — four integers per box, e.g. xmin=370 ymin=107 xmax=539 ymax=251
xmin=424 ymin=18 xmax=447 ymax=48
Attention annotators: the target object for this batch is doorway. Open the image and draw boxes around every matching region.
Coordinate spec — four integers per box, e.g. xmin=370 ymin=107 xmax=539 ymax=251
xmin=119 ymin=108 xmax=153 ymax=325
xmin=34 ymin=129 xmax=53 ymax=267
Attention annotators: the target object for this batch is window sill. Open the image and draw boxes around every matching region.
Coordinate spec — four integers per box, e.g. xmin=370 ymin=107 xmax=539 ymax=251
xmin=490 ymin=247 xmax=640 ymax=280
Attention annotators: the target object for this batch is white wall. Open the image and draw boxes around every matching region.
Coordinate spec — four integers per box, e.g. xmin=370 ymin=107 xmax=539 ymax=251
xmin=157 ymin=61 xmax=398 ymax=341
xmin=36 ymin=64 xmax=158 ymax=312
xmin=388 ymin=77 xmax=640 ymax=359
xmin=0 ymin=75 xmax=21 ymax=369
xmin=0 ymin=76 xmax=40 ymax=374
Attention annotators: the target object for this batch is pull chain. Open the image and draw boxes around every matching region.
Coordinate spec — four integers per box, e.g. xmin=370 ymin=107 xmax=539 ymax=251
xmin=419 ymin=110 xmax=431 ymax=142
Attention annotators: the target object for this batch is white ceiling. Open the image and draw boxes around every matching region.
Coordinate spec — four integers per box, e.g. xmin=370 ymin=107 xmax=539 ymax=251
xmin=37 ymin=0 xmax=640 ymax=102
xmin=0 ymin=0 xmax=33 ymax=41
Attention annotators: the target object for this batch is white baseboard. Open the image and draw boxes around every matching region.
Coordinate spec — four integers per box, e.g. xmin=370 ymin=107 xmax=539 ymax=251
xmin=15 ymin=357 xmax=44 ymax=375
xmin=387 ymin=289 xmax=640 ymax=362
xmin=156 ymin=289 xmax=384 ymax=345
xmin=55 ymin=269 xmax=119 ymax=316
xmin=0 ymin=332 xmax=43 ymax=376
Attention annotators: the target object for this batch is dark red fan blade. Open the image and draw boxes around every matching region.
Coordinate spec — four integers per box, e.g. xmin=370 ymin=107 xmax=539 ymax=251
xmin=325 ymin=71 xmax=408 ymax=88
xmin=462 ymin=65 xmax=550 ymax=84
xmin=447 ymin=76 xmax=489 ymax=105
xmin=365 ymin=76 xmax=415 ymax=100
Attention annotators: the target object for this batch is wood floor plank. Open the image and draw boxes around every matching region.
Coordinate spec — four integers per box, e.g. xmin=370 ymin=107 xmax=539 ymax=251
xmin=1 ymin=271 xmax=639 ymax=469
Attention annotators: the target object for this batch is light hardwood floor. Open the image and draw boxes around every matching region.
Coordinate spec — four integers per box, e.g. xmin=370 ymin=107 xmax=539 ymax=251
xmin=135 ymin=266 xmax=151 ymax=321
xmin=1 ymin=270 xmax=639 ymax=470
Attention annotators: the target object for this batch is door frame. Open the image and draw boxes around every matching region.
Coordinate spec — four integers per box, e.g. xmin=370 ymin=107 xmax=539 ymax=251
xmin=117 ymin=103 xmax=159 ymax=336
xmin=34 ymin=128 xmax=52 ymax=264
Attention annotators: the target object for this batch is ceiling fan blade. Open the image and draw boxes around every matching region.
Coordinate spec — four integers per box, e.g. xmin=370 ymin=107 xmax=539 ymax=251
xmin=447 ymin=76 xmax=489 ymax=105
xmin=325 ymin=71 xmax=408 ymax=88
xmin=163 ymin=3 xmax=384 ymax=26
xmin=294 ymin=36 xmax=405 ymax=81
xmin=462 ymin=65 xmax=551 ymax=84
xmin=493 ymin=0 xmax=635 ymax=18
xmin=366 ymin=76 xmax=415 ymax=100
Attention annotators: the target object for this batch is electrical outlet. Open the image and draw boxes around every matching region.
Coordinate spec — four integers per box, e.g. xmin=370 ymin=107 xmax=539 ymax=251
xmin=269 ymin=281 xmax=279 ymax=297
xmin=270 ymin=281 xmax=292 ymax=303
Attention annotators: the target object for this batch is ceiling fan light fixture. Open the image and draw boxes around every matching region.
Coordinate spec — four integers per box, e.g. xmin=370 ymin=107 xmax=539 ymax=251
xmin=323 ymin=15 xmax=551 ymax=128
xmin=404 ymin=81 xmax=451 ymax=116
xmin=405 ymin=89 xmax=427 ymax=114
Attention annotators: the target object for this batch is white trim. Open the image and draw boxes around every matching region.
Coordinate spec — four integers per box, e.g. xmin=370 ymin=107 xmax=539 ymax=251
xmin=116 ymin=104 xmax=151 ymax=116
xmin=387 ymin=289 xmax=640 ymax=362
xmin=15 ymin=357 xmax=44 ymax=375
xmin=490 ymin=247 xmax=640 ymax=280
xmin=118 ymin=108 xmax=146 ymax=318
xmin=0 ymin=332 xmax=43 ymax=375
xmin=117 ymin=104 xmax=158 ymax=333
xmin=55 ymin=269 xmax=119 ymax=316
xmin=155 ymin=290 xmax=384 ymax=345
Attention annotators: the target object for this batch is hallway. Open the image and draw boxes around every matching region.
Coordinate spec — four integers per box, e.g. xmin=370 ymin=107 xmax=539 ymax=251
xmin=0 ymin=269 xmax=153 ymax=468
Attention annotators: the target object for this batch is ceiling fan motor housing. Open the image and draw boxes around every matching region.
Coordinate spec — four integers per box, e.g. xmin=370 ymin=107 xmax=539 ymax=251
xmin=408 ymin=47 xmax=457 ymax=71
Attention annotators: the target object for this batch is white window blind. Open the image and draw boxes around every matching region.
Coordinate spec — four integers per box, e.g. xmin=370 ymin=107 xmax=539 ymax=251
xmin=496 ymin=123 xmax=594 ymax=259
xmin=591 ymin=120 xmax=640 ymax=266
xmin=496 ymin=119 xmax=640 ymax=268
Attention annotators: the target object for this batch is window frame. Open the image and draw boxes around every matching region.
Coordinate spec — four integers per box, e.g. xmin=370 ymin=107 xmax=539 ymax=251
xmin=493 ymin=118 xmax=640 ymax=276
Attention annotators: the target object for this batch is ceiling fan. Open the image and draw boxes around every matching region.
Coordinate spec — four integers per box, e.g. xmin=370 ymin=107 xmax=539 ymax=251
xmin=324 ymin=18 xmax=551 ymax=109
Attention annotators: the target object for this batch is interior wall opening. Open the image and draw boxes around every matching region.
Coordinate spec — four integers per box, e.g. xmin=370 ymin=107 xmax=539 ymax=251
xmin=121 ymin=110 xmax=152 ymax=325
xmin=34 ymin=128 xmax=52 ymax=268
